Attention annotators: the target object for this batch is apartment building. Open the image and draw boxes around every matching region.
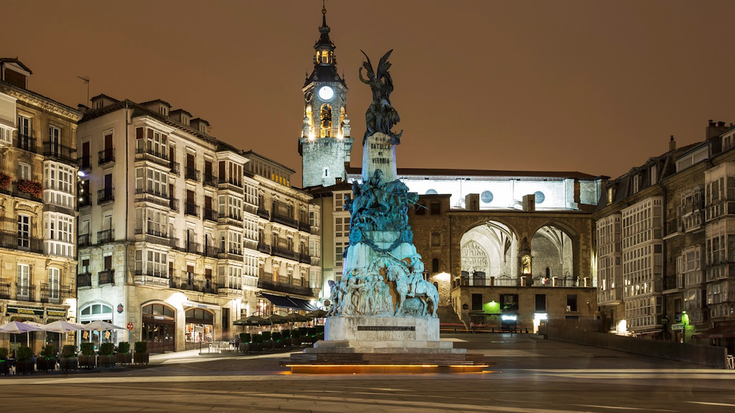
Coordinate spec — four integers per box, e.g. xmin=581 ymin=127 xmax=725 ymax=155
xmin=77 ymin=95 xmax=262 ymax=352
xmin=0 ymin=59 xmax=82 ymax=352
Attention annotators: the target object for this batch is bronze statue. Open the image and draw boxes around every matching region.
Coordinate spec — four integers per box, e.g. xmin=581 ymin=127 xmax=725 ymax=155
xmin=359 ymin=49 xmax=403 ymax=145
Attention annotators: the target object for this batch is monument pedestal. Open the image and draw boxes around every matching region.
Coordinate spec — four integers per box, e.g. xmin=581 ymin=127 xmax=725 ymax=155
xmin=285 ymin=316 xmax=487 ymax=373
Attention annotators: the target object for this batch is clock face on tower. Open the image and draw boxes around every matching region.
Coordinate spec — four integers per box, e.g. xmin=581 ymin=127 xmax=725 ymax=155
xmin=318 ymin=85 xmax=334 ymax=101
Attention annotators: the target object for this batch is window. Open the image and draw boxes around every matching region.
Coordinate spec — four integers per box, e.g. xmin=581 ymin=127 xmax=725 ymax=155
xmin=17 ymin=264 xmax=30 ymax=299
xmin=17 ymin=214 xmax=30 ymax=248
xmin=471 ymin=294 xmax=483 ymax=311
xmin=335 ymin=217 xmax=351 ymax=238
xmin=535 ymin=294 xmax=546 ymax=312
xmin=44 ymin=212 xmax=74 ymax=257
xmin=49 ymin=268 xmax=60 ymax=300
xmin=500 ymin=294 xmax=519 ymax=311
xmin=147 ymin=129 xmax=167 ymax=157
xmin=48 ymin=125 xmax=60 ymax=154
xmin=146 ymin=168 xmax=168 ymax=196
xmin=607 ymin=187 xmax=613 ymax=204
xmin=566 ymin=294 xmax=578 ymax=312
xmin=432 ymin=258 xmax=439 ymax=273
xmin=18 ymin=162 xmax=31 ymax=180
xmin=431 ymin=232 xmax=441 ymax=247
xmin=44 ymin=162 xmax=75 ymax=208
xmin=416 ymin=202 xmax=426 ymax=215
xmin=430 ymin=202 xmax=441 ymax=215
xmin=17 ymin=114 xmax=30 ymax=136
xmin=335 ymin=241 xmax=347 ymax=268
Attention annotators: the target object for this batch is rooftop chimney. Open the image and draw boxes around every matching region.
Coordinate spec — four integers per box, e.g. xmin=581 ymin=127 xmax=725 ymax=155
xmin=707 ymin=120 xmax=730 ymax=140
xmin=669 ymin=135 xmax=676 ymax=152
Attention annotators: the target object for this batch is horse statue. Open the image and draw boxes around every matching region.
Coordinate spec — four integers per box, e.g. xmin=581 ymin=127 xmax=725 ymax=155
xmin=387 ymin=261 xmax=439 ymax=318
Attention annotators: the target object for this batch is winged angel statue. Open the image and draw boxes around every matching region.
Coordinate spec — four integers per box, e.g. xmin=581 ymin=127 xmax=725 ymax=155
xmin=359 ymin=49 xmax=403 ymax=145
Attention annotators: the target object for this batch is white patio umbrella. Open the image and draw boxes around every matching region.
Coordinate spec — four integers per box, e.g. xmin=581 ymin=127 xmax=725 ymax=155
xmin=84 ymin=321 xmax=126 ymax=347
xmin=0 ymin=321 xmax=43 ymax=347
xmin=42 ymin=321 xmax=88 ymax=353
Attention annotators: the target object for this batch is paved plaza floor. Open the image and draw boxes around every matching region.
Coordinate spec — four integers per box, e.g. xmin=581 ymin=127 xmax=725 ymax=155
xmin=1 ymin=333 xmax=734 ymax=412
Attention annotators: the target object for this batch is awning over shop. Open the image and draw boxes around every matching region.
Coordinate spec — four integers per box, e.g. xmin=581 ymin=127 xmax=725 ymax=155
xmin=261 ymin=293 xmax=318 ymax=311
xmin=692 ymin=325 xmax=735 ymax=339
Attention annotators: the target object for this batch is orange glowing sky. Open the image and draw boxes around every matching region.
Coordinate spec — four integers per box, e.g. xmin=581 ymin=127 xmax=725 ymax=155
xmin=5 ymin=0 xmax=735 ymax=185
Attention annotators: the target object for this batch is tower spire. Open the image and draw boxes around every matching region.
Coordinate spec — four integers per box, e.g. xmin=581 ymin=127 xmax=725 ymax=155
xmin=322 ymin=0 xmax=327 ymax=28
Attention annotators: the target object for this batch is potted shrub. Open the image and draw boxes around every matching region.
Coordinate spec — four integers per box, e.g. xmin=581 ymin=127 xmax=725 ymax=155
xmin=17 ymin=179 xmax=43 ymax=198
xmin=134 ymin=341 xmax=149 ymax=364
xmin=115 ymin=342 xmax=132 ymax=365
xmin=0 ymin=172 xmax=10 ymax=190
xmin=16 ymin=346 xmax=34 ymax=374
xmin=252 ymin=333 xmax=263 ymax=353
xmin=79 ymin=342 xmax=96 ymax=369
xmin=291 ymin=329 xmax=302 ymax=347
xmin=306 ymin=327 xmax=317 ymax=344
xmin=59 ymin=345 xmax=78 ymax=371
xmin=281 ymin=330 xmax=291 ymax=348
xmin=37 ymin=345 xmax=56 ymax=372
xmin=261 ymin=331 xmax=272 ymax=350
xmin=99 ymin=343 xmax=115 ymax=367
xmin=0 ymin=347 xmax=9 ymax=375
xmin=272 ymin=331 xmax=282 ymax=349
xmin=239 ymin=333 xmax=251 ymax=353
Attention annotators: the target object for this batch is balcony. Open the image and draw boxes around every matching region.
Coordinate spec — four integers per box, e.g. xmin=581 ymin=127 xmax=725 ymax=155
xmin=15 ymin=285 xmax=36 ymax=302
xmin=134 ymin=228 xmax=176 ymax=248
xmin=257 ymin=278 xmax=314 ymax=298
xmin=169 ymin=198 xmax=179 ymax=212
xmin=257 ymin=207 xmax=270 ymax=220
xmin=40 ymin=283 xmax=70 ymax=304
xmin=203 ymin=245 xmax=220 ymax=258
xmin=135 ymin=147 xmax=169 ymax=167
xmin=13 ymin=181 xmax=43 ymax=202
xmin=200 ymin=207 xmax=217 ymax=222
xmin=97 ymin=187 xmax=114 ymax=204
xmin=203 ymin=173 xmax=219 ymax=188
xmin=77 ymin=272 xmax=92 ymax=288
xmin=185 ymin=202 xmax=199 ymax=218
xmin=217 ymin=283 xmax=242 ymax=297
xmin=135 ymin=187 xmax=171 ymax=208
xmin=78 ymin=155 xmax=92 ymax=173
xmin=0 ymin=281 xmax=8 ymax=300
xmin=0 ymin=231 xmax=44 ymax=254
xmin=299 ymin=253 xmax=311 ymax=264
xmin=15 ymin=133 xmax=36 ymax=153
xmin=185 ymin=167 xmax=200 ymax=182
xmin=183 ymin=241 xmax=201 ymax=254
xmin=78 ymin=233 xmax=91 ymax=248
xmin=218 ymin=213 xmax=242 ymax=226
xmin=257 ymin=242 xmax=271 ymax=254
xmin=97 ymin=229 xmax=114 ymax=244
xmin=218 ymin=178 xmax=243 ymax=193
xmin=218 ymin=248 xmax=243 ymax=260
xmin=170 ymin=161 xmax=180 ymax=176
xmin=98 ymin=148 xmax=115 ymax=166
xmin=298 ymin=222 xmax=311 ymax=233
xmin=273 ymin=245 xmax=298 ymax=261
xmin=98 ymin=269 xmax=115 ymax=285
xmin=43 ymin=141 xmax=76 ymax=164
xmin=272 ymin=212 xmax=298 ymax=229
xmin=133 ymin=269 xmax=170 ymax=288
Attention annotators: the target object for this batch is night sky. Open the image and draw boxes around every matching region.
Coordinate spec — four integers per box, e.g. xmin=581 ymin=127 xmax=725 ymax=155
xmin=5 ymin=0 xmax=735 ymax=185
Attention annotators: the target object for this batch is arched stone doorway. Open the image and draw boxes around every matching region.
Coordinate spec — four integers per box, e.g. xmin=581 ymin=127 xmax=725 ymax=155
xmin=185 ymin=308 xmax=214 ymax=349
xmin=142 ymin=303 xmax=175 ymax=353
xmin=531 ymin=225 xmax=574 ymax=286
xmin=459 ymin=221 xmax=518 ymax=287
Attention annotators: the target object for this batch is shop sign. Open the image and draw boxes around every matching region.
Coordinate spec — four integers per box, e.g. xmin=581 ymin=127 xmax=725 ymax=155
xmin=671 ymin=323 xmax=684 ymax=331
xmin=46 ymin=308 xmax=67 ymax=318
xmin=117 ymin=303 xmax=124 ymax=313
xmin=7 ymin=306 xmax=44 ymax=316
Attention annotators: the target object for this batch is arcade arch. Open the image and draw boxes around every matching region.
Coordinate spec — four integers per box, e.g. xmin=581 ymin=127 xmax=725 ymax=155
xmin=459 ymin=221 xmax=518 ymax=286
xmin=531 ymin=225 xmax=574 ymax=286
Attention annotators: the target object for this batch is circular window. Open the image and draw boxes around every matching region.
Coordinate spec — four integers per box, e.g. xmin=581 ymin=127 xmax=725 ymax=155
xmin=426 ymin=189 xmax=438 ymax=195
xmin=534 ymin=191 xmax=545 ymax=204
xmin=481 ymin=191 xmax=494 ymax=203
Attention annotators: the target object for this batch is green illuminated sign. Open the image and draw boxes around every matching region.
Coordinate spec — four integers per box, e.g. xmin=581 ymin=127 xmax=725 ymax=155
xmin=483 ymin=300 xmax=500 ymax=314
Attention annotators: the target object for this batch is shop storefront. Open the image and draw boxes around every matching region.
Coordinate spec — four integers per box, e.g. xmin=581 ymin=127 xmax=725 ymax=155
xmin=142 ymin=303 xmax=175 ymax=353
xmin=78 ymin=303 xmax=114 ymax=347
xmin=185 ymin=308 xmax=214 ymax=350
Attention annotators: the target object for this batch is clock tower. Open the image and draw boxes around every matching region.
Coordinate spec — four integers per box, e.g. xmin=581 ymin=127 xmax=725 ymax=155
xmin=299 ymin=5 xmax=353 ymax=188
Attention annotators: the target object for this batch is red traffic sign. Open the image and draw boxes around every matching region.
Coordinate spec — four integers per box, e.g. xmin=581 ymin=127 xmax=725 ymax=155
xmin=127 ymin=322 xmax=134 ymax=331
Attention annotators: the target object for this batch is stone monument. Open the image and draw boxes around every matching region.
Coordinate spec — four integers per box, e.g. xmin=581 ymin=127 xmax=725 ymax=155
xmin=287 ymin=51 xmax=485 ymax=373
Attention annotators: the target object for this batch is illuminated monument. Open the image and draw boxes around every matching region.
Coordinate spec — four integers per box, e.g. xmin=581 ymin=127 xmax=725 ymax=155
xmin=288 ymin=51 xmax=485 ymax=373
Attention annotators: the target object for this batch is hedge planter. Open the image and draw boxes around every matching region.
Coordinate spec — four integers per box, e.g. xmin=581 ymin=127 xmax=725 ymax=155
xmin=115 ymin=353 xmax=132 ymax=365
xmin=0 ymin=361 xmax=10 ymax=375
xmin=59 ymin=358 xmax=78 ymax=371
xmin=16 ymin=361 xmax=34 ymax=375
xmin=80 ymin=343 xmax=96 ymax=369
xmin=98 ymin=355 xmax=115 ymax=367
xmin=134 ymin=341 xmax=148 ymax=365
xmin=36 ymin=358 xmax=56 ymax=372
xmin=133 ymin=353 xmax=149 ymax=364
